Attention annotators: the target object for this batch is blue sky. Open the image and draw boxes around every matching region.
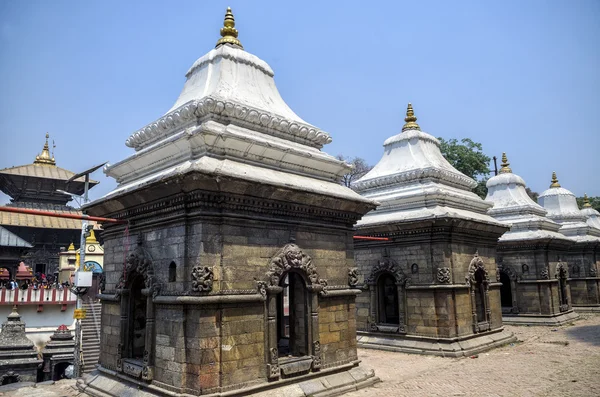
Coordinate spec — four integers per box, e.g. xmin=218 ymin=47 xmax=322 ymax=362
xmin=1 ymin=0 xmax=599 ymax=205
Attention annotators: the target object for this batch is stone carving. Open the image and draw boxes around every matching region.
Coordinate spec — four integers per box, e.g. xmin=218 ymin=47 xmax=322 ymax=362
xmin=257 ymin=281 xmax=267 ymax=297
xmin=143 ymin=349 xmax=149 ymax=365
xmin=123 ymin=360 xmax=143 ymax=378
xmin=571 ymin=264 xmax=580 ymax=276
xmin=312 ymin=341 xmax=322 ymax=370
xmin=554 ymin=262 xmax=569 ymax=279
xmin=116 ymin=343 xmax=123 ymax=372
xmin=191 ymin=266 xmax=214 ymax=292
xmin=0 ymin=371 xmax=20 ymax=384
xmin=267 ymin=347 xmax=280 ymax=379
xmin=590 ymin=266 xmax=597 ymax=277
xmin=436 ymin=267 xmax=451 ymax=284
xmin=466 ymin=252 xmax=490 ymax=286
xmin=411 ymin=263 xmax=419 ymax=274
xmin=116 ymin=249 xmax=161 ymax=298
xmin=366 ymin=258 xmax=407 ymax=286
xmin=522 ymin=264 xmax=529 ymax=275
xmin=126 ymin=98 xmax=332 ymax=151
xmin=499 ymin=265 xmax=518 ymax=281
xmin=265 ymin=243 xmax=326 ymax=287
xmin=348 ymin=268 xmax=359 ymax=287
xmin=142 ymin=365 xmax=153 ymax=381
xmin=540 ymin=267 xmax=549 ymax=280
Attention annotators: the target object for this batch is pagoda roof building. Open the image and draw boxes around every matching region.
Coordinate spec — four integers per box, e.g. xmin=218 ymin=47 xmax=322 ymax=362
xmin=485 ymin=153 xmax=571 ymax=243
xmin=538 ymin=172 xmax=600 ymax=243
xmin=0 ymin=133 xmax=99 ymax=277
xmin=580 ymin=194 xmax=600 ymax=231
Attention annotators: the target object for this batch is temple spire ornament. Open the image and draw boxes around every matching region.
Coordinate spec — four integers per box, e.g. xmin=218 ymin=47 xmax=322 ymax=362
xmin=499 ymin=152 xmax=512 ymax=174
xmin=550 ymin=171 xmax=561 ymax=188
xmin=216 ymin=7 xmax=243 ymax=49
xmin=33 ymin=133 xmax=56 ymax=166
xmin=402 ymin=103 xmax=421 ymax=132
xmin=583 ymin=193 xmax=592 ymax=208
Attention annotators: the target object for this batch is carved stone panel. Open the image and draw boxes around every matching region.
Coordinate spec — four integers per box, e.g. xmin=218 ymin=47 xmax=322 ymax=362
xmin=191 ymin=266 xmax=214 ymax=292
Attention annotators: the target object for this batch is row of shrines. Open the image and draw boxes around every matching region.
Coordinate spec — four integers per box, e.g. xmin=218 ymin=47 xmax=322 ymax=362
xmin=77 ymin=8 xmax=599 ymax=397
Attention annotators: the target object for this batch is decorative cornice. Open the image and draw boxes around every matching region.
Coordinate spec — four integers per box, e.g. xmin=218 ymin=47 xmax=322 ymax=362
xmin=125 ymin=98 xmax=331 ymax=151
xmin=353 ymin=166 xmax=477 ymax=191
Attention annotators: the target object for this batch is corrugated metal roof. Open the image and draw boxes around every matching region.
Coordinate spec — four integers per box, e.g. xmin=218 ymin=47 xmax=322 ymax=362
xmin=0 ymin=164 xmax=98 ymax=183
xmin=0 ymin=225 xmax=33 ymax=247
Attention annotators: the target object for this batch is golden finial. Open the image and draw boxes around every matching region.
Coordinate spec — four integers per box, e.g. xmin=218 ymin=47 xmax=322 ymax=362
xmin=216 ymin=7 xmax=243 ymax=49
xmin=550 ymin=171 xmax=561 ymax=188
xmin=583 ymin=193 xmax=592 ymax=208
xmin=499 ymin=152 xmax=512 ymax=174
xmin=402 ymin=103 xmax=421 ymax=132
xmin=67 ymin=242 xmax=75 ymax=251
xmin=33 ymin=132 xmax=56 ymax=166
xmin=86 ymin=229 xmax=98 ymax=244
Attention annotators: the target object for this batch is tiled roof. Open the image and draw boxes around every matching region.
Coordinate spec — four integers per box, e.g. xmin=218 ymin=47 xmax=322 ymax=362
xmin=0 ymin=204 xmax=98 ymax=230
xmin=0 ymin=164 xmax=98 ymax=184
xmin=0 ymin=226 xmax=33 ymax=248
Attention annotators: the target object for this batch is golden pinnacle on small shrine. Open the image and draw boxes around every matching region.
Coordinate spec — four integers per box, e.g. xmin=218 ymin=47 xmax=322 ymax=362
xmin=216 ymin=7 xmax=243 ymax=49
xmin=583 ymin=193 xmax=592 ymax=208
xmin=402 ymin=103 xmax=421 ymax=132
xmin=499 ymin=152 xmax=512 ymax=174
xmin=550 ymin=171 xmax=561 ymax=188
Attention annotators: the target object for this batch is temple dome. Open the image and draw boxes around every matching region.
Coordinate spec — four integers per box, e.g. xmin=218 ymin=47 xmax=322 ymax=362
xmin=485 ymin=154 xmax=569 ymax=242
xmin=581 ymin=194 xmax=600 ymax=230
xmin=538 ymin=172 xmax=600 ymax=242
xmin=353 ymin=104 xmax=503 ymax=228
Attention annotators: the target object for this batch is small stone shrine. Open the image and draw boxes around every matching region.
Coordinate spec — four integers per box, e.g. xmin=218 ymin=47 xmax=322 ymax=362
xmin=581 ymin=194 xmax=600 ymax=230
xmin=352 ymin=104 xmax=515 ymax=357
xmin=538 ymin=173 xmax=600 ymax=311
xmin=79 ymin=8 xmax=378 ymax=397
xmin=0 ymin=306 xmax=42 ymax=385
xmin=485 ymin=154 xmax=577 ymax=325
xmin=41 ymin=324 xmax=75 ymax=381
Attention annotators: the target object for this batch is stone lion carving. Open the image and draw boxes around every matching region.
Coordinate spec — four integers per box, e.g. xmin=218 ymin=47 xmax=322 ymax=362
xmin=191 ymin=266 xmax=214 ymax=292
xmin=348 ymin=268 xmax=359 ymax=287
xmin=265 ymin=243 xmax=325 ymax=287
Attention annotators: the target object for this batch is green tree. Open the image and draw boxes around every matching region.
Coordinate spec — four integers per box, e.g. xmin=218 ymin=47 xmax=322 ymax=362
xmin=525 ymin=187 xmax=539 ymax=203
xmin=576 ymin=196 xmax=600 ymax=212
xmin=337 ymin=155 xmax=373 ymax=188
xmin=437 ymin=138 xmax=491 ymax=199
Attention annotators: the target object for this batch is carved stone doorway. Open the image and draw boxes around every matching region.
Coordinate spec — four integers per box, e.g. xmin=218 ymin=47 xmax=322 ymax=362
xmin=277 ymin=272 xmax=309 ymax=357
xmin=468 ymin=253 xmax=491 ymax=333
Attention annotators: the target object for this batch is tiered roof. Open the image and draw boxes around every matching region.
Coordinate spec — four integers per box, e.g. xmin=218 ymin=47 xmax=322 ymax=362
xmin=581 ymin=194 xmax=600 ymax=231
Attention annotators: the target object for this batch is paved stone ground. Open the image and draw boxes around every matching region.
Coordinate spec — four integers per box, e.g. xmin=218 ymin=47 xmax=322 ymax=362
xmin=3 ymin=314 xmax=599 ymax=397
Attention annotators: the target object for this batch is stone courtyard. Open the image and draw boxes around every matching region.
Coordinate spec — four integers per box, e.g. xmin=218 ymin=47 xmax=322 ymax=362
xmin=3 ymin=314 xmax=598 ymax=397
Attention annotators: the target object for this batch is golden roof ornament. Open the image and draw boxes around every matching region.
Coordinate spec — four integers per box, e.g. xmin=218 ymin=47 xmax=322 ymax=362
xmin=402 ymin=103 xmax=421 ymax=132
xmin=33 ymin=133 xmax=56 ymax=166
xmin=67 ymin=242 xmax=75 ymax=251
xmin=86 ymin=229 xmax=98 ymax=244
xmin=583 ymin=193 xmax=592 ymax=208
xmin=216 ymin=7 xmax=243 ymax=49
xmin=499 ymin=152 xmax=512 ymax=174
xmin=550 ymin=171 xmax=561 ymax=188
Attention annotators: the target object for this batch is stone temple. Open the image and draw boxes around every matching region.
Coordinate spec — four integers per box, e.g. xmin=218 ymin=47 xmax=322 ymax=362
xmin=538 ymin=173 xmax=600 ymax=312
xmin=352 ymin=104 xmax=516 ymax=356
xmin=485 ymin=154 xmax=578 ymax=325
xmin=80 ymin=8 xmax=378 ymax=397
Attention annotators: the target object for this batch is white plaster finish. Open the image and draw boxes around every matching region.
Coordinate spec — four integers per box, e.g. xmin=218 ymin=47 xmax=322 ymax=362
xmin=539 ymin=184 xmax=600 ymax=243
xmin=581 ymin=206 xmax=600 ymax=231
xmin=94 ymin=44 xmax=373 ymax=208
xmin=485 ymin=172 xmax=571 ymax=242
xmin=353 ymin=126 xmax=502 ymax=227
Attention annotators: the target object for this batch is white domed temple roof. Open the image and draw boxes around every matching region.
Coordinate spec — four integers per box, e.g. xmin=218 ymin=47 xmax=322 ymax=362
xmin=538 ymin=173 xmax=600 ymax=243
xmin=353 ymin=104 xmax=504 ymax=228
xmin=93 ymin=8 xmax=372 ymax=207
xmin=485 ymin=153 xmax=570 ymax=242
xmin=581 ymin=194 xmax=600 ymax=231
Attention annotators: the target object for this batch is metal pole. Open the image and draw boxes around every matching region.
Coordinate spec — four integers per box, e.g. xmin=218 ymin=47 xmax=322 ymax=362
xmin=493 ymin=156 xmax=498 ymax=176
xmin=74 ymin=174 xmax=90 ymax=378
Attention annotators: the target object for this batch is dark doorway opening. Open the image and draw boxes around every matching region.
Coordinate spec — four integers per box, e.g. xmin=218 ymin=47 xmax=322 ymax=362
xmin=500 ymin=272 xmax=512 ymax=308
xmin=277 ymin=272 xmax=308 ymax=358
xmin=53 ymin=361 xmax=72 ymax=380
xmin=129 ymin=275 xmax=147 ymax=359
xmin=474 ymin=268 xmax=487 ymax=323
xmin=378 ymin=273 xmax=399 ymax=325
xmin=1 ymin=375 xmax=18 ymax=385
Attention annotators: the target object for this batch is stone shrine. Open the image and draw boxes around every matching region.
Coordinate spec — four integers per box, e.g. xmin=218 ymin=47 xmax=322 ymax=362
xmin=0 ymin=306 xmax=42 ymax=384
xmin=79 ymin=8 xmax=378 ymax=397
xmin=538 ymin=173 xmax=600 ymax=311
xmin=41 ymin=324 xmax=75 ymax=381
xmin=485 ymin=154 xmax=577 ymax=325
xmin=352 ymin=104 xmax=515 ymax=357
xmin=581 ymin=194 xmax=600 ymax=230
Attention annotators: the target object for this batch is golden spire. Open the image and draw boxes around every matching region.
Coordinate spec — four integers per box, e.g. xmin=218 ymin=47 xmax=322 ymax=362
xmin=499 ymin=152 xmax=512 ymax=174
xmin=216 ymin=7 xmax=243 ymax=49
xmin=402 ymin=103 xmax=421 ymax=132
xmin=33 ymin=133 xmax=56 ymax=166
xmin=583 ymin=193 xmax=592 ymax=208
xmin=550 ymin=171 xmax=561 ymax=188
xmin=86 ymin=229 xmax=98 ymax=244
xmin=67 ymin=242 xmax=75 ymax=251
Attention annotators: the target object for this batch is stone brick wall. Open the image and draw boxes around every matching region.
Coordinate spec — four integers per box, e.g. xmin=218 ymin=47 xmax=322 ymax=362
xmin=318 ymin=297 xmax=357 ymax=367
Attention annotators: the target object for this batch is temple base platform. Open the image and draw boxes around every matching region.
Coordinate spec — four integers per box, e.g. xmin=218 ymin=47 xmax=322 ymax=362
xmin=502 ymin=309 xmax=579 ymax=326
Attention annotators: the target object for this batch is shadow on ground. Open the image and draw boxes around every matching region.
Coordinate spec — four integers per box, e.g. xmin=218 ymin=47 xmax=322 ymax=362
xmin=564 ymin=324 xmax=600 ymax=346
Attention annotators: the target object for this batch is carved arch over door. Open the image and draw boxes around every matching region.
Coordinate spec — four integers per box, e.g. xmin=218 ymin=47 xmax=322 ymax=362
xmin=366 ymin=258 xmax=408 ymax=334
xmin=261 ymin=243 xmax=323 ymax=380
xmin=466 ymin=252 xmax=492 ymax=333
xmin=116 ymin=245 xmax=160 ymax=382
